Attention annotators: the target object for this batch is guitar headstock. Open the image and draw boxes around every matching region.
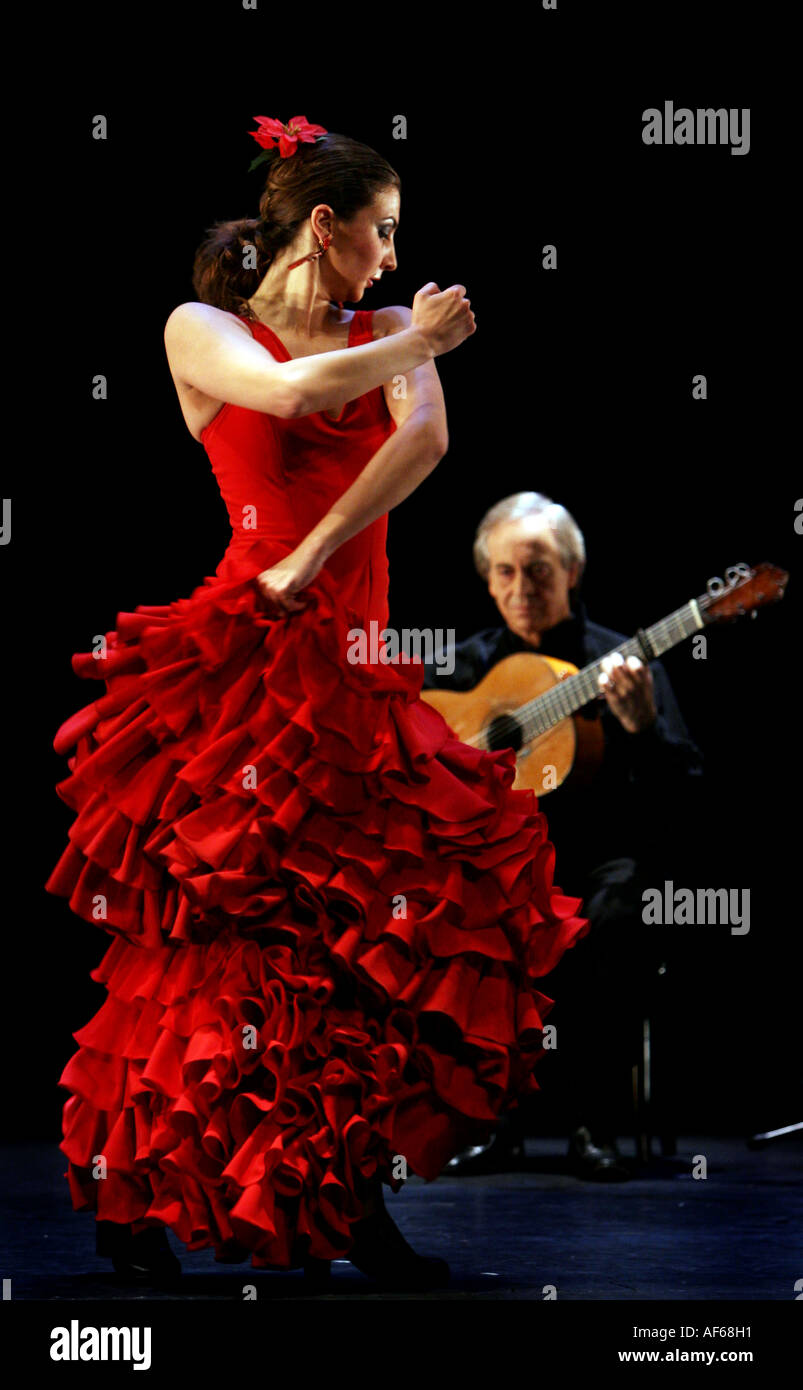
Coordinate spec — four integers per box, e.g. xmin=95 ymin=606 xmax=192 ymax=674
xmin=701 ymin=562 xmax=789 ymax=624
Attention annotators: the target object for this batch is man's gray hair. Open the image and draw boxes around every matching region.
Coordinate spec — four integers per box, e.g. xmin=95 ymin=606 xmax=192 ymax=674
xmin=473 ymin=492 xmax=586 ymax=585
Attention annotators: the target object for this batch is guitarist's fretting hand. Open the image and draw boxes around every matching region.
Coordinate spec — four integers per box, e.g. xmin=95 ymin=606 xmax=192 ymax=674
xmin=597 ymin=653 xmax=657 ymax=734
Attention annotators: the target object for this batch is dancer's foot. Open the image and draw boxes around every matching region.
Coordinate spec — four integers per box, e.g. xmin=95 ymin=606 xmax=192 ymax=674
xmin=360 ymin=1174 xmax=385 ymax=1217
xmin=347 ymin=1184 xmax=449 ymax=1291
xmin=96 ymin=1220 xmax=182 ymax=1285
xmin=303 ymin=1180 xmax=450 ymax=1293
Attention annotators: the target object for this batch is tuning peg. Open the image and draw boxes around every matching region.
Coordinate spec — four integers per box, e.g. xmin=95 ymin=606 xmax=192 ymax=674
xmin=726 ymin=562 xmax=752 ymax=587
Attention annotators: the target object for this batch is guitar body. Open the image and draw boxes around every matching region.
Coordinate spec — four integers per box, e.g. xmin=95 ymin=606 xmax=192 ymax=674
xmin=421 ymin=652 xmax=606 ymax=795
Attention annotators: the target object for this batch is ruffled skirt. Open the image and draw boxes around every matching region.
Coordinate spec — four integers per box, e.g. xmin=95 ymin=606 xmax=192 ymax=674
xmin=46 ymin=566 xmax=587 ymax=1267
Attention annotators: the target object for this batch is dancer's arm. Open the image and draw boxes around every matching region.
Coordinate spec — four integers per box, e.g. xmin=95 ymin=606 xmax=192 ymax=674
xmin=256 ymin=407 xmax=447 ymax=611
xmin=311 ymin=407 xmax=445 ymax=552
xmin=256 ymin=304 xmax=451 ymax=611
xmin=164 ymin=284 xmax=473 ymax=418
xmin=377 ymin=304 xmax=448 ymax=442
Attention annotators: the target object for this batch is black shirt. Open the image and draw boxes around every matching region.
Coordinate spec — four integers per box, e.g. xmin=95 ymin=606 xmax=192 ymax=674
xmin=422 ymin=601 xmax=704 ymax=891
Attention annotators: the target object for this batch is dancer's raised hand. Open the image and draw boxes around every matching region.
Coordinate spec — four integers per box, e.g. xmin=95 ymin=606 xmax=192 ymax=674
xmin=411 ymin=283 xmax=476 ymax=356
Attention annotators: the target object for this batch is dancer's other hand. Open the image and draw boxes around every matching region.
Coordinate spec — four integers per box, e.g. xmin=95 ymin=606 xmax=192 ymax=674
xmin=412 ymin=283 xmax=476 ymax=356
xmin=256 ymin=546 xmax=323 ymax=615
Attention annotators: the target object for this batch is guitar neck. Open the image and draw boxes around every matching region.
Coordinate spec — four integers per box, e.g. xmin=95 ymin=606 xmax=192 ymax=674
xmin=520 ymin=598 xmax=707 ymax=742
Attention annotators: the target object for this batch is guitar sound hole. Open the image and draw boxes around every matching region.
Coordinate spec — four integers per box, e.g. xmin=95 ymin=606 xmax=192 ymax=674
xmin=485 ymin=714 xmax=523 ymax=753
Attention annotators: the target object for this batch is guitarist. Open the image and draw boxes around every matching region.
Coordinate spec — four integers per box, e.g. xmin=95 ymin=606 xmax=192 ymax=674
xmin=423 ymin=492 xmax=704 ymax=1180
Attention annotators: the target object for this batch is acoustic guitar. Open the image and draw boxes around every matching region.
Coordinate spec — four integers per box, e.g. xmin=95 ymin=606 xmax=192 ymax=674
xmin=421 ymin=563 xmax=789 ymax=796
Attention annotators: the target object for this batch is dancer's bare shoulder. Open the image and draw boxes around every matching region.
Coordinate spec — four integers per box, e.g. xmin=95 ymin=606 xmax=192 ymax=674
xmin=372 ymin=305 xmax=413 ymax=339
xmin=164 ymin=302 xmax=279 ymax=443
xmin=165 ymin=300 xmax=253 ymax=347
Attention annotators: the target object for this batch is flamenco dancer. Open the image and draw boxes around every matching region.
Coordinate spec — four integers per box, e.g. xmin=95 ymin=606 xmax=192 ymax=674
xmin=45 ymin=115 xmax=587 ymax=1292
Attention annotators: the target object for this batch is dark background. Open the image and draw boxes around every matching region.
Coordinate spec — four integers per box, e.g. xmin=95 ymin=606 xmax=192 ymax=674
xmin=8 ymin=10 xmax=799 ymax=1144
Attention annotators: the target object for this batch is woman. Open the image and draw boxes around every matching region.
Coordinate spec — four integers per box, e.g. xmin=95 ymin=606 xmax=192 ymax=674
xmin=46 ymin=117 xmax=587 ymax=1292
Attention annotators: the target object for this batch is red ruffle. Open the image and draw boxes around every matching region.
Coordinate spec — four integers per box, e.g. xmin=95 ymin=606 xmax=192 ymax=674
xmin=47 ymin=562 xmax=588 ymax=1267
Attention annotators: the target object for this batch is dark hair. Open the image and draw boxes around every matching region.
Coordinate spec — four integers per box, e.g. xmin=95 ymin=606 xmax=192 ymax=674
xmin=192 ymin=132 xmax=400 ymax=319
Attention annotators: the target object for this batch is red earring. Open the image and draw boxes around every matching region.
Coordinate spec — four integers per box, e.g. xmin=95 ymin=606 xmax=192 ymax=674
xmin=287 ymin=234 xmax=331 ymax=270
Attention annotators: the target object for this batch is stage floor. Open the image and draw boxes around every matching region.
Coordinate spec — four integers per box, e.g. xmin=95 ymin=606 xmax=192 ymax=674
xmin=4 ymin=1135 xmax=800 ymax=1300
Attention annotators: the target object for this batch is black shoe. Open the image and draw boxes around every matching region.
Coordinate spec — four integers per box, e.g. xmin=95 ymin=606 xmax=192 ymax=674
xmin=444 ymin=1130 xmax=524 ymax=1176
xmin=567 ymin=1126 xmax=631 ymax=1182
xmin=303 ymin=1205 xmax=449 ymax=1293
xmin=96 ymin=1220 xmax=182 ymax=1286
xmin=214 ymin=1238 xmax=253 ymax=1264
xmin=302 ymin=1255 xmax=333 ymax=1291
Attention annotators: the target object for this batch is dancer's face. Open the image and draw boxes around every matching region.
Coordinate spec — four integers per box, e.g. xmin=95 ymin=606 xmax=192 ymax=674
xmin=485 ymin=518 xmax=579 ymax=646
xmin=316 ymin=187 xmax=400 ymax=303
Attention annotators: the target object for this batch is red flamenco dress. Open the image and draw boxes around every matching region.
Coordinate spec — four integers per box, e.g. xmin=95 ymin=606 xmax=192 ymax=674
xmin=45 ymin=309 xmax=588 ymax=1268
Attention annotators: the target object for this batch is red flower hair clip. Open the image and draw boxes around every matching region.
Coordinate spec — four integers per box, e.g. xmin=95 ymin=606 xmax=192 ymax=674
xmin=248 ymin=115 xmax=328 ymax=172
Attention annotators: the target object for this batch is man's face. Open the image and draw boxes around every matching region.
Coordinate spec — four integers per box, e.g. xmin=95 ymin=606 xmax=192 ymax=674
xmin=485 ymin=517 xmax=579 ymax=645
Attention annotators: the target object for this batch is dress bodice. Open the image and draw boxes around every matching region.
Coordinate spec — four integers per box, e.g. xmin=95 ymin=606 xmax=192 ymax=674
xmin=201 ymin=309 xmax=396 ymax=626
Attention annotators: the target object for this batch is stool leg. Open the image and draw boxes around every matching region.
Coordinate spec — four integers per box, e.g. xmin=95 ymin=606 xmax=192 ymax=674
xmin=654 ymin=962 xmax=677 ymax=1157
xmin=633 ymin=1017 xmax=652 ymax=1166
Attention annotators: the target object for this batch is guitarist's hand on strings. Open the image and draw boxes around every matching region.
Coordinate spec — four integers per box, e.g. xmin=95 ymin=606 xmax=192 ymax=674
xmin=597 ymin=653 xmax=657 ymax=734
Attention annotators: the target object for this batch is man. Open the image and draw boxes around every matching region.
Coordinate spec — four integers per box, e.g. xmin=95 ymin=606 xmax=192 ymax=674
xmin=422 ymin=492 xmax=704 ymax=1179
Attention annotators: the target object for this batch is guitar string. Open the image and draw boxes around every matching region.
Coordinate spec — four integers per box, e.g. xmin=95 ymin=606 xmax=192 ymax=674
xmin=462 ymin=616 xmax=691 ymax=750
xmin=458 ymin=598 xmax=710 ymax=752
xmin=463 ymin=604 xmax=707 ymax=749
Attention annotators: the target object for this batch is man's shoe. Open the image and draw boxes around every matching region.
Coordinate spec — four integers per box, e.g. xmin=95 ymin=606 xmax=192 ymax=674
xmin=567 ymin=1126 xmax=631 ymax=1182
xmin=444 ymin=1130 xmax=525 ymax=1176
